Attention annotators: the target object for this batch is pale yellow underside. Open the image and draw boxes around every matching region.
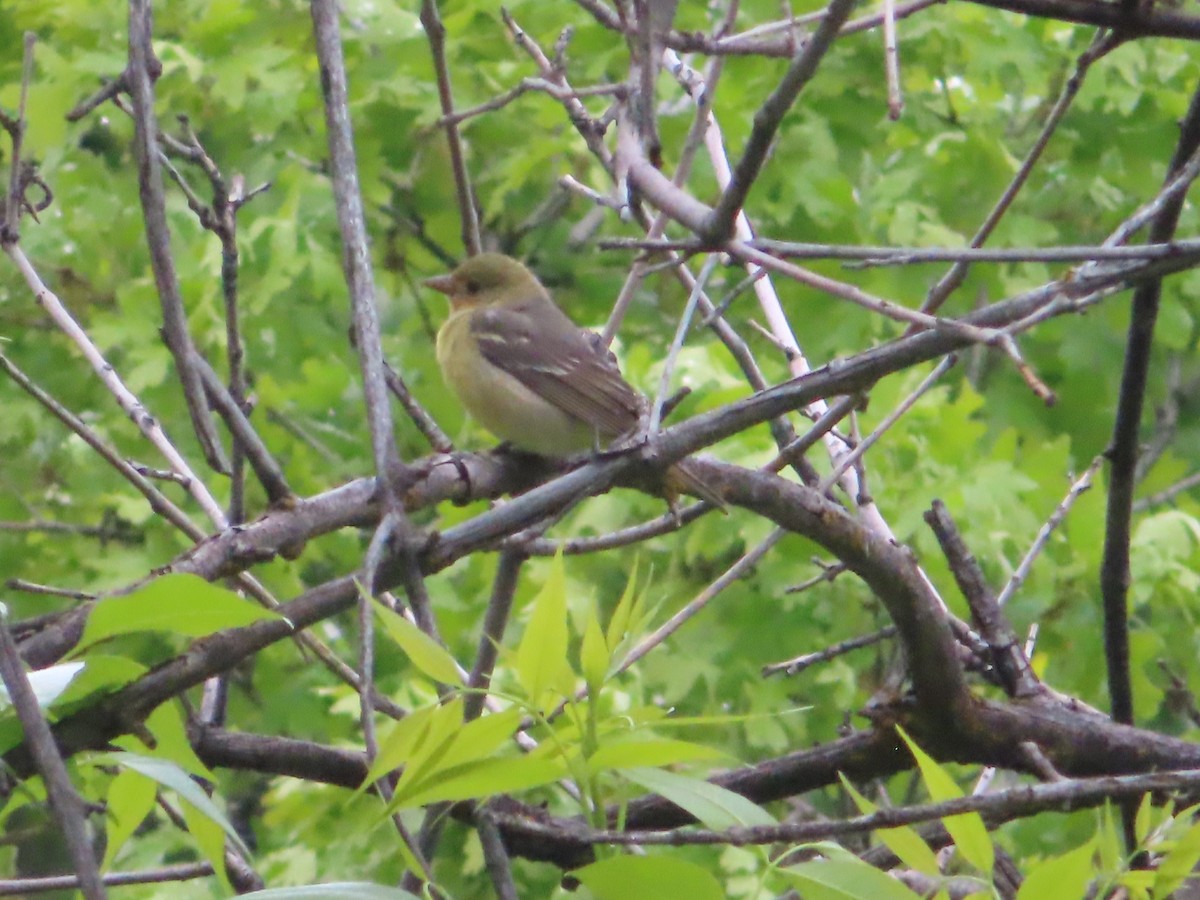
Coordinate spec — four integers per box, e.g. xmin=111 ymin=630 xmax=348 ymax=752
xmin=437 ymin=309 xmax=597 ymax=456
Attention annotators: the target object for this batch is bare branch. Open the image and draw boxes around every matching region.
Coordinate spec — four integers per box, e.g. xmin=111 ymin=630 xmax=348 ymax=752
xmin=1101 ymin=82 xmax=1200 ymax=728
xmin=421 ymin=0 xmax=481 ymax=256
xmin=127 ymin=0 xmax=228 ymax=474
xmin=704 ymin=0 xmax=856 ymax=242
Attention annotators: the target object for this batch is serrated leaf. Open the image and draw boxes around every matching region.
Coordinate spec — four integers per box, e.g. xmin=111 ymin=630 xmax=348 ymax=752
xmin=621 ymin=767 xmax=775 ymax=829
xmin=77 ymin=574 xmax=283 ymax=650
xmin=574 ymin=854 xmax=725 ymax=900
xmin=896 ymin=727 xmax=993 ymax=876
xmin=839 ymin=774 xmax=939 ymax=876
xmin=373 ymin=599 xmax=463 ymax=686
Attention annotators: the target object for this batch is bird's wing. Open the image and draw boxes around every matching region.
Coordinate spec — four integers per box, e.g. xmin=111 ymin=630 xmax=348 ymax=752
xmin=471 ymin=298 xmax=643 ymax=439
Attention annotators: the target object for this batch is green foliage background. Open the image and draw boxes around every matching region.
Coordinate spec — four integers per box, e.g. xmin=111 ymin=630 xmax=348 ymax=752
xmin=3 ymin=0 xmax=1200 ymax=895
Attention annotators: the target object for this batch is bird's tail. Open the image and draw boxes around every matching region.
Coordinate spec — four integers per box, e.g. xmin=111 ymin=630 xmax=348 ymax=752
xmin=667 ymin=459 xmax=728 ymax=513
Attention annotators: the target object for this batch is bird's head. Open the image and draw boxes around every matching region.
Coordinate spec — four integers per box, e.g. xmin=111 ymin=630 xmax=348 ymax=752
xmin=424 ymin=253 xmax=545 ymax=311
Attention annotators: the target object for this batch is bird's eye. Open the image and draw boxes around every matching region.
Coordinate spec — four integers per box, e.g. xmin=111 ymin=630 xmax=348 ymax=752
xmin=465 ymin=279 xmax=480 ymax=294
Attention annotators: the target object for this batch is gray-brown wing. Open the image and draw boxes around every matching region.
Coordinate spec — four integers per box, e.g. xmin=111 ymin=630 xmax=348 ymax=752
xmin=471 ymin=298 xmax=643 ymax=439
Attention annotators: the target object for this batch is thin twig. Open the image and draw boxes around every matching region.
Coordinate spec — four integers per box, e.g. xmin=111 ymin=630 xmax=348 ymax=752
xmin=924 ymin=500 xmax=1040 ymax=698
xmin=1133 ymin=471 xmax=1200 ymax=512
xmin=996 ymin=457 xmax=1104 ymax=610
xmin=6 ymin=580 xmax=99 ymax=601
xmin=384 ymin=363 xmax=454 ymax=453
xmin=817 ymin=356 xmax=957 ymax=494
xmin=476 ymin=810 xmax=520 ymax=900
xmin=464 ymin=549 xmax=527 ymax=721
xmin=611 ymin=528 xmax=785 ymax=679
xmin=602 ymin=234 xmax=1200 ymax=265
xmin=762 ymin=625 xmax=896 ymax=677
xmin=882 ymin=0 xmax=903 ymax=119
xmin=0 ymin=352 xmax=204 ymax=539
xmin=649 ymin=256 xmax=717 ymax=433
xmin=918 ymin=32 xmax=1116 ymax=319
xmin=704 ymin=0 xmax=856 ymax=241
xmin=2 ymin=33 xmax=35 ymax=240
xmin=2 ymin=246 xmax=227 ymax=527
xmin=0 ymin=862 xmax=211 ymax=897
xmin=492 ymin=768 xmax=1200 ymax=850
xmin=421 ymin=0 xmax=481 ymax=256
xmin=195 ymin=357 xmax=292 ymax=506
xmin=437 ymin=79 xmax=625 ymax=127
xmin=127 ymin=0 xmax=228 ymax=473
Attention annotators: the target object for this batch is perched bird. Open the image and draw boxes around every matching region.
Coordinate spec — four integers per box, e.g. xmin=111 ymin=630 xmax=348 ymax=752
xmin=427 ymin=253 xmax=724 ymax=509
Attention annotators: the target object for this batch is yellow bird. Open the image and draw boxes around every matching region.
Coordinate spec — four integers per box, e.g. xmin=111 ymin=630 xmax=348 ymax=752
xmin=427 ymin=253 xmax=724 ymax=509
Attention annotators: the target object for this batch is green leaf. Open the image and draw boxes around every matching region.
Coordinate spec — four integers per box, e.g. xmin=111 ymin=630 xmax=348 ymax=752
xmin=426 ymin=707 xmax=523 ymax=773
xmin=113 ymin=702 xmax=213 ymax=780
xmin=370 ymin=705 xmax=523 ymax=791
xmin=390 ymin=753 xmax=568 ymax=809
xmin=102 ymin=768 xmax=157 ymax=869
xmin=182 ymin=797 xmax=233 ymax=894
xmin=580 ymin=608 xmax=609 ymax=694
xmin=896 ymin=727 xmax=994 ymax=877
xmin=390 ymin=698 xmax=466 ymax=795
xmin=606 ymin=557 xmax=640 ymax=654
xmin=1016 ymin=839 xmax=1095 ymax=900
xmin=574 ymin=854 xmax=725 ymax=900
xmin=621 ymin=767 xmax=775 ymax=829
xmin=1134 ymin=792 xmax=1154 ymax=845
xmin=1154 ymin=818 xmax=1200 ymax=896
xmin=515 ymin=550 xmax=572 ymax=712
xmin=1097 ymin=803 xmax=1123 ymax=875
xmin=782 ymin=860 xmax=923 ymax=900
xmin=103 ymin=752 xmax=250 ymax=858
xmin=239 ymin=886 xmax=421 ymax=900
xmin=586 ymin=737 xmax=727 ymax=773
xmin=51 ymin=655 xmax=147 ymax=708
xmin=839 ymin=774 xmax=939 ymax=876
xmin=359 ymin=704 xmax=439 ymax=792
xmin=373 ymin=598 xmax=463 ymax=686
xmin=77 ymin=574 xmax=284 ymax=650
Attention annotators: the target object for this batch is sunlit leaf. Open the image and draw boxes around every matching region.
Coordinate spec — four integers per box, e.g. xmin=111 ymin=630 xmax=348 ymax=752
xmin=575 ymin=854 xmax=724 ymax=900
xmin=621 ymin=767 xmax=775 ymax=829
xmin=77 ymin=574 xmax=284 ymax=649
xmin=896 ymin=727 xmax=993 ymax=877
xmin=373 ymin=596 xmax=463 ymax=686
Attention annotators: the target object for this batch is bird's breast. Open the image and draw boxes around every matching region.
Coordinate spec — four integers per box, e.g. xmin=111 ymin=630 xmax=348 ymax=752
xmin=437 ymin=311 xmax=596 ymax=455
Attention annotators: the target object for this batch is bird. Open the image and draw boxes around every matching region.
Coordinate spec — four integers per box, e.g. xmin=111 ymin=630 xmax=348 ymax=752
xmin=427 ymin=253 xmax=725 ymax=509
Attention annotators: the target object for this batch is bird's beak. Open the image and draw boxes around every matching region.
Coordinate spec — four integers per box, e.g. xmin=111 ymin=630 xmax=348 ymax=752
xmin=423 ymin=273 xmax=456 ymax=295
